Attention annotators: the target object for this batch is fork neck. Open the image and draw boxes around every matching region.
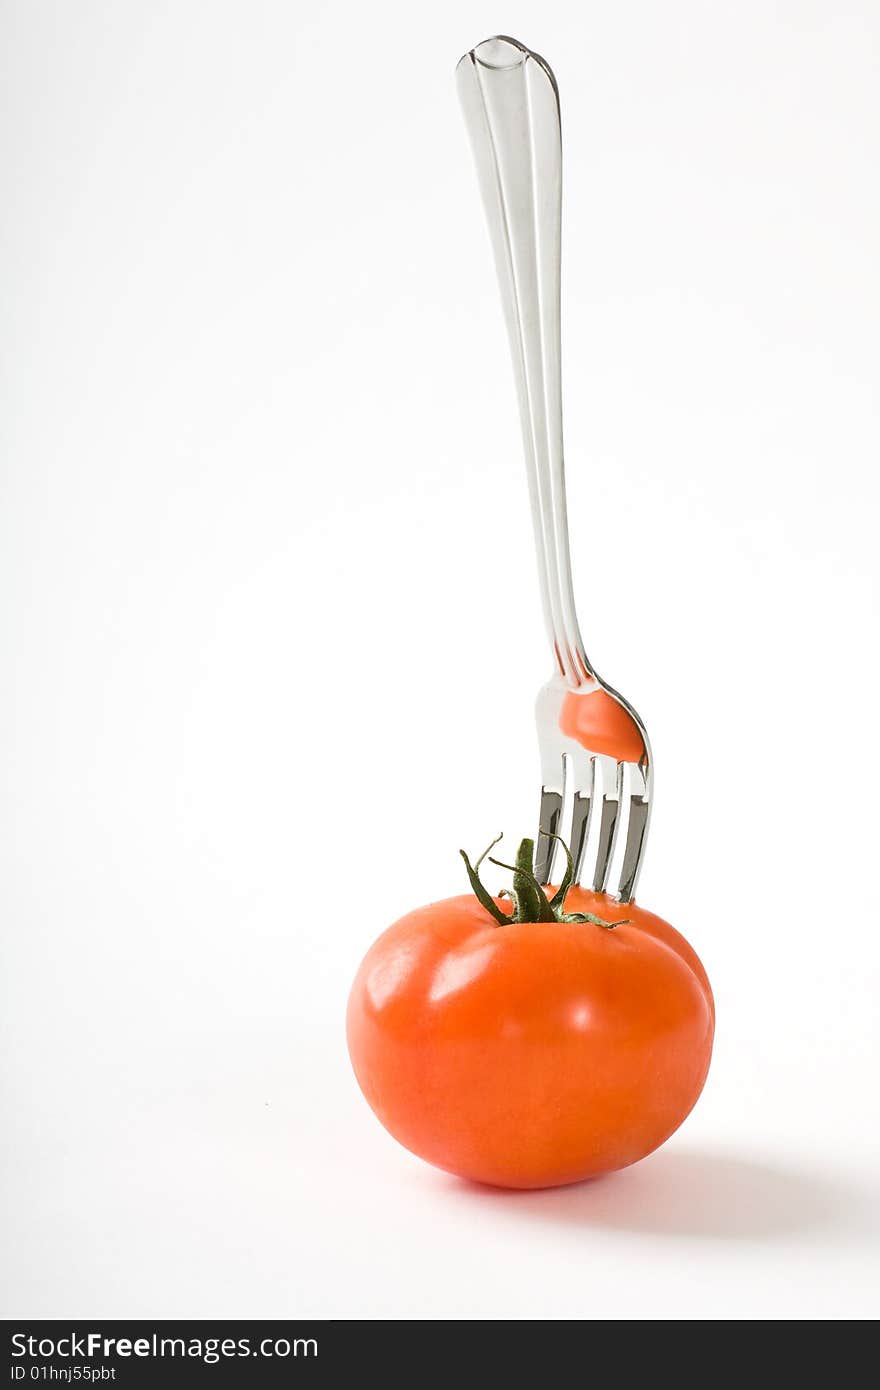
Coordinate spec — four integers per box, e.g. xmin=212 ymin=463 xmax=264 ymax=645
xmin=549 ymin=628 xmax=596 ymax=689
xmin=535 ymin=487 xmax=595 ymax=689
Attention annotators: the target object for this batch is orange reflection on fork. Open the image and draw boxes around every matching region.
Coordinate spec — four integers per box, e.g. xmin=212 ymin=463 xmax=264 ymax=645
xmin=559 ymin=687 xmax=646 ymax=765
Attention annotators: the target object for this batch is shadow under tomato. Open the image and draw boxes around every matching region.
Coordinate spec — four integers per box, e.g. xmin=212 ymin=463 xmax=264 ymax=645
xmin=441 ymin=1147 xmax=858 ymax=1242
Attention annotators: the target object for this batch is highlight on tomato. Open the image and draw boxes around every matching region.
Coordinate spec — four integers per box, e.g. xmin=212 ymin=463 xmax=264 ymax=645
xmin=347 ymin=834 xmax=714 ymax=1190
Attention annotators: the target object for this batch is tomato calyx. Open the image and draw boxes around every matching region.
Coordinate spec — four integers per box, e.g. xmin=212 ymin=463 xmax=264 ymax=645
xmin=459 ymin=834 xmax=630 ymax=929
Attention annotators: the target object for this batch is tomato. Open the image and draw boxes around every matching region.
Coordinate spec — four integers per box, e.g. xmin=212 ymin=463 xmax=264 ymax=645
xmin=347 ymin=839 xmax=713 ymax=1190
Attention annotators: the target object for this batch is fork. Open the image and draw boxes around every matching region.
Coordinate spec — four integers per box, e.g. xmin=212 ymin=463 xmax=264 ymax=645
xmin=456 ymin=35 xmax=653 ymax=902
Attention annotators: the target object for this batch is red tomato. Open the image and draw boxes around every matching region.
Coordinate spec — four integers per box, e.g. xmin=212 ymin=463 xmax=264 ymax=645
xmin=347 ymin=884 xmax=713 ymax=1189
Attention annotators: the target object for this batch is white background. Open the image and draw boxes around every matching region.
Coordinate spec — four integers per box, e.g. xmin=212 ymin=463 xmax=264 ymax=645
xmin=2 ymin=0 xmax=878 ymax=1320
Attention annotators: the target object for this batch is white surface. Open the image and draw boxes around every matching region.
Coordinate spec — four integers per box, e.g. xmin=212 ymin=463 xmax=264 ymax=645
xmin=2 ymin=0 xmax=879 ymax=1321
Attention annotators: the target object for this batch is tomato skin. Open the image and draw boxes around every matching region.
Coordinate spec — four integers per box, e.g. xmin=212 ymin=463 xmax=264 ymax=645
xmin=347 ymin=890 xmax=713 ymax=1189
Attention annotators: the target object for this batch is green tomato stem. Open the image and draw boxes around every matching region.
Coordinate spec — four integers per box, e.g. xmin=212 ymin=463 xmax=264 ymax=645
xmin=460 ymin=834 xmax=631 ymax=928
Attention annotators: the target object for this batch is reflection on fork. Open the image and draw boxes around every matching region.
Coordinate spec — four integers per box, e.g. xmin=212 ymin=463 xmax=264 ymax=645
xmin=457 ymin=35 xmax=652 ymax=901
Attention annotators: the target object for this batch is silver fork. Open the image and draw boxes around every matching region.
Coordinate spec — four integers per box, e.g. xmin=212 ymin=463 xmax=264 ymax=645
xmin=457 ymin=35 xmax=653 ymax=902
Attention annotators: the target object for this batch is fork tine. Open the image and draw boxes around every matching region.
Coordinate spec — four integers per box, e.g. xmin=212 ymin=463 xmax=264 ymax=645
xmin=567 ymin=750 xmax=596 ymax=884
xmin=615 ymin=764 xmax=651 ymax=902
xmin=535 ymin=785 xmax=564 ymax=884
xmin=616 ymin=797 xmax=649 ymax=902
xmin=591 ymin=761 xmax=624 ymax=893
xmin=569 ymin=792 xmax=592 ymax=885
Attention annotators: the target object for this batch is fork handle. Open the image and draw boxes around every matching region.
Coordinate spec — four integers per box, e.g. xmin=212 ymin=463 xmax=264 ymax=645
xmin=457 ymin=36 xmax=591 ymax=688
